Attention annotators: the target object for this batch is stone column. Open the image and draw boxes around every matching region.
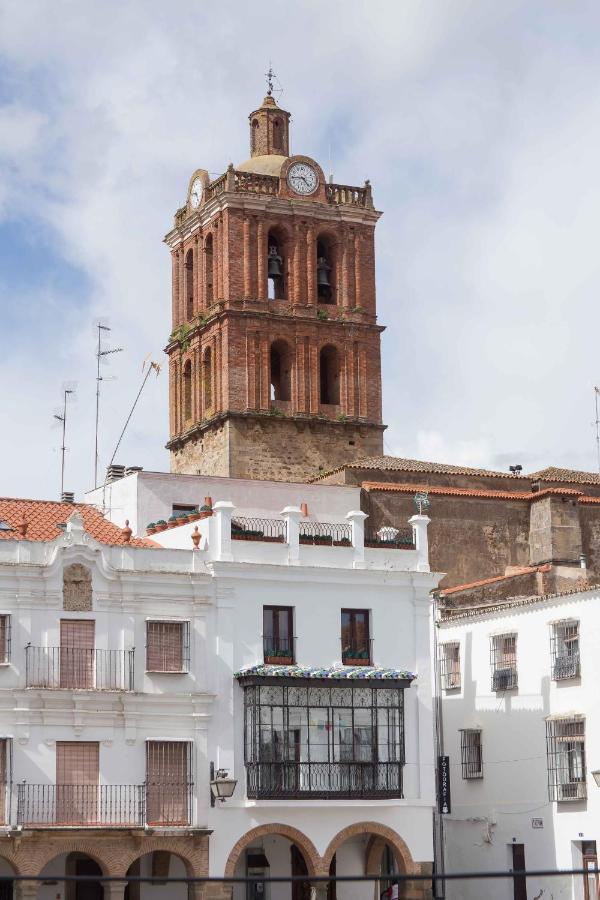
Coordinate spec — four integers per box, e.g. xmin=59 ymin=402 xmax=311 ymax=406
xmin=243 ymin=216 xmax=252 ymax=298
xmin=14 ymin=882 xmax=39 ymax=900
xmin=211 ymin=500 xmax=235 ymax=562
xmin=310 ymin=884 xmax=329 ymax=900
xmin=282 ymin=506 xmax=302 ymax=565
xmin=346 ymin=509 xmax=368 ymax=569
xmin=257 ymin=220 xmax=266 ymax=300
xmin=103 ymin=880 xmax=129 ymax=900
xmin=306 ymin=224 xmax=316 ymax=306
xmin=408 ymin=514 xmax=431 ymax=573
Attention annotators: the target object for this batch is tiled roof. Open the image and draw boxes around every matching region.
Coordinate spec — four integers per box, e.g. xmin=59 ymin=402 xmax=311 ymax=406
xmin=438 ymin=582 xmax=600 ymax=622
xmin=0 ymin=498 xmax=154 ymax=547
xmin=311 ymin=456 xmax=520 ymax=482
xmin=363 ymin=482 xmax=583 ymax=502
xmin=235 ymin=663 xmax=415 ymax=681
xmin=527 ymin=466 xmax=600 ymax=485
xmin=437 ymin=566 xmax=545 ymax=596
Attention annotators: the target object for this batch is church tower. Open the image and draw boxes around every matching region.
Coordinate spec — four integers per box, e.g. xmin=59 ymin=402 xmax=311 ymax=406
xmin=164 ymin=90 xmax=385 ymax=481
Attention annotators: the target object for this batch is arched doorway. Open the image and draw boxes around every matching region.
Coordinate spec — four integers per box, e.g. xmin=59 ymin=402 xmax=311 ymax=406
xmin=38 ymin=852 xmax=105 ymax=900
xmin=125 ymin=851 xmax=190 ymax=900
xmin=225 ymin=826 xmax=319 ymax=900
xmin=0 ymin=857 xmax=15 ymax=900
xmin=324 ymin=824 xmax=416 ymax=900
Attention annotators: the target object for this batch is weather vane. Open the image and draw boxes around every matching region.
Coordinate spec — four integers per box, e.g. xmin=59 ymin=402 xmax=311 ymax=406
xmin=265 ymin=63 xmax=274 ymax=96
xmin=414 ymin=491 xmax=430 ymax=515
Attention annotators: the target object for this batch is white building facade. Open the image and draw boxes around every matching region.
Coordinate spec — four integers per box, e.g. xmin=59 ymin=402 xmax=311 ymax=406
xmin=0 ymin=476 xmax=441 ymax=900
xmin=436 ymin=586 xmax=600 ymax=900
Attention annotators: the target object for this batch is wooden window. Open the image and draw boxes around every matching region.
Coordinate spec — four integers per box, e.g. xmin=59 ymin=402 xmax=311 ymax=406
xmin=146 ymin=621 xmax=190 ymax=672
xmin=56 ymin=741 xmax=99 ymax=825
xmin=546 ymin=716 xmax=587 ymax=801
xmin=341 ymin=609 xmax=370 ymax=665
xmin=460 ymin=729 xmax=483 ymax=779
xmin=263 ymin=606 xmax=294 ymax=663
xmin=146 ymin=741 xmax=191 ymax=825
xmin=59 ymin=619 xmax=95 ymax=689
xmin=440 ymin=642 xmax=461 ymax=690
xmin=0 ymin=616 xmax=10 ymax=664
xmin=490 ymin=633 xmax=518 ymax=691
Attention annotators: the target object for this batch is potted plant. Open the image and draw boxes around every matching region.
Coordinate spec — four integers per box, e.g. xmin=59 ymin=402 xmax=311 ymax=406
xmin=155 ymin=520 xmax=168 ymax=532
xmin=199 ymin=504 xmax=213 ymax=520
xmin=167 ymin=514 xmax=180 ymax=529
xmin=146 ymin=522 xmax=157 ymax=535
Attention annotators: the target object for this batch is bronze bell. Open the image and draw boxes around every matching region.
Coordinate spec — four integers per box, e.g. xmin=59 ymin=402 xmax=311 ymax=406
xmin=268 ymin=245 xmax=283 ymax=277
xmin=316 ymin=256 xmax=331 ymax=287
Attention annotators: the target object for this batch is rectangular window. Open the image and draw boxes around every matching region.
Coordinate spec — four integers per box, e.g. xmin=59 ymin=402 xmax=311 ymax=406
xmin=341 ymin=609 xmax=371 ymax=665
xmin=59 ymin=619 xmax=95 ymax=689
xmin=550 ymin=620 xmax=580 ymax=680
xmin=56 ymin=741 xmax=99 ymax=825
xmin=146 ymin=741 xmax=191 ymax=825
xmin=263 ymin=606 xmax=294 ymax=663
xmin=546 ymin=716 xmax=586 ymax=801
xmin=0 ymin=616 xmax=10 ymax=664
xmin=460 ymin=729 xmax=483 ymax=779
xmin=490 ymin=633 xmax=518 ymax=691
xmin=439 ymin=642 xmax=461 ymax=690
xmin=146 ymin=621 xmax=190 ymax=673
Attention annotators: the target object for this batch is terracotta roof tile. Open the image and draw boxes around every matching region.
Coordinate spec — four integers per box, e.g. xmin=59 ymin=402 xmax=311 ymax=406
xmin=0 ymin=498 xmax=154 ymax=548
xmin=438 ymin=564 xmax=550 ymax=596
xmin=311 ymin=456 xmax=521 ymax=481
xmin=362 ymin=482 xmax=583 ymax=502
xmin=527 ymin=466 xmax=600 ymax=485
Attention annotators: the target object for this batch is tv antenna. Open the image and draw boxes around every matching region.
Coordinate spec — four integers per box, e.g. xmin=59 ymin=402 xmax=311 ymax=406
xmin=94 ymin=320 xmax=123 ymax=488
xmin=52 ymin=382 xmax=77 ymax=497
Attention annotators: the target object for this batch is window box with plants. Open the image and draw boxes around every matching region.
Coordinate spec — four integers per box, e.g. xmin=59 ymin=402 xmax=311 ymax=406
xmin=154 ymin=520 xmax=168 ymax=532
xmin=263 ymin=647 xmax=295 ymax=665
xmin=299 ymin=534 xmax=333 ymax=546
xmin=342 ymin=648 xmax=371 ymax=666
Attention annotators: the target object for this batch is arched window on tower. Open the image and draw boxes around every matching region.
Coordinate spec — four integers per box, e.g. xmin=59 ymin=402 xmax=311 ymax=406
xmin=202 ymin=347 xmax=213 ymax=413
xmin=272 ymin=118 xmax=283 ymax=152
xmin=185 ymin=249 xmax=194 ymax=319
xmin=316 ymin=236 xmax=336 ymax=304
xmin=267 ymin=231 xmax=286 ymax=300
xmin=205 ymin=235 xmax=213 ymax=304
xmin=270 ymin=340 xmax=292 ymax=402
xmin=319 ymin=345 xmax=340 ymax=405
xmin=251 ymin=118 xmax=259 ymax=152
xmin=183 ymin=360 xmax=192 ymax=423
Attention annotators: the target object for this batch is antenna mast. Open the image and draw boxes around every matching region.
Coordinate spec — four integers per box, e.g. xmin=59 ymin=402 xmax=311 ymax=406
xmin=94 ymin=322 xmax=123 ymax=488
xmin=53 ymin=385 xmax=76 ymax=497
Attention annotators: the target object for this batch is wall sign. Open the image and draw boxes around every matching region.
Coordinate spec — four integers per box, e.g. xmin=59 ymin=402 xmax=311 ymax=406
xmin=531 ymin=818 xmax=544 ymax=829
xmin=438 ymin=755 xmax=451 ymax=814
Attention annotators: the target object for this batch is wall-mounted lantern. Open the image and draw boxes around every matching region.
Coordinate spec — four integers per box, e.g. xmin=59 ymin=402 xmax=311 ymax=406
xmin=210 ymin=762 xmax=237 ymax=806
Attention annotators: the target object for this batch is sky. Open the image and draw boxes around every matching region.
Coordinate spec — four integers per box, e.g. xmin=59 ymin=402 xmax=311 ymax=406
xmin=2 ymin=0 xmax=600 ymax=501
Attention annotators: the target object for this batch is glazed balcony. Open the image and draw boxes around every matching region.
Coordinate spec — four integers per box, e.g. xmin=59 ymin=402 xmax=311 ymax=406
xmin=16 ymin=783 xmax=193 ymax=828
xmin=25 ymin=646 xmax=134 ymax=692
xmin=246 ymin=761 xmax=402 ymax=800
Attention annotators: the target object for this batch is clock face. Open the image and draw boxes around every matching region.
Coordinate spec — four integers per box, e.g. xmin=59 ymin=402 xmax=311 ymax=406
xmin=190 ymin=176 xmax=203 ymax=209
xmin=287 ymin=162 xmax=319 ymax=196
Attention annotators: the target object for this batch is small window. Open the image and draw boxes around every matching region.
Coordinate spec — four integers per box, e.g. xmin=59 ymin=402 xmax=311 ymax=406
xmin=0 ymin=616 xmax=11 ymax=664
xmin=546 ymin=716 xmax=586 ymax=801
xmin=146 ymin=621 xmax=190 ymax=673
xmin=550 ymin=620 xmax=580 ymax=680
xmin=490 ymin=633 xmax=517 ymax=691
xmin=460 ymin=729 xmax=483 ymax=779
xmin=341 ymin=609 xmax=371 ymax=665
xmin=263 ymin=606 xmax=294 ymax=663
xmin=440 ymin=642 xmax=460 ymax=690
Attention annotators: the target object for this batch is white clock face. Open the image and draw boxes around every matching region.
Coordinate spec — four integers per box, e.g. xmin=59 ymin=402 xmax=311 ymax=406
xmin=287 ymin=162 xmax=318 ymax=195
xmin=190 ymin=177 xmax=203 ymax=209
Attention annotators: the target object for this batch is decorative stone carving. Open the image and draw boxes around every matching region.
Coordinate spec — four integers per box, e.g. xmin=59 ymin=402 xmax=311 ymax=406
xmin=63 ymin=563 xmax=92 ymax=611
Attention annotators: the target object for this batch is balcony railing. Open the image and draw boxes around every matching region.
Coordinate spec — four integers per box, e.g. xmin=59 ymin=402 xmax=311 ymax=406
xmin=299 ymin=522 xmax=351 ymax=546
xmin=263 ymin=635 xmax=295 ymax=664
xmin=16 ymin=783 xmax=193 ymax=827
xmin=25 ymin=646 xmax=134 ymax=691
xmin=364 ymin=526 xmax=415 ymax=549
xmin=246 ymin=762 xmax=402 ymax=799
xmin=231 ymin=516 xmax=286 ymax=543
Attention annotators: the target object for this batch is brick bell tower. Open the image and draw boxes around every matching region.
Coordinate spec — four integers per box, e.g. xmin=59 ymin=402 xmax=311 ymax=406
xmin=164 ymin=89 xmax=385 ymax=481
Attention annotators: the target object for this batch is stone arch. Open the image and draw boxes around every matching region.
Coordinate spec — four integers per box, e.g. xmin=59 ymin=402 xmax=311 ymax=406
xmin=322 ymin=822 xmax=417 ymax=877
xmin=224 ymin=824 xmax=321 ymax=878
xmin=124 ymin=846 xmax=196 ymax=879
xmin=32 ymin=844 xmax=110 ymax=877
xmin=0 ymin=850 xmax=21 ymax=877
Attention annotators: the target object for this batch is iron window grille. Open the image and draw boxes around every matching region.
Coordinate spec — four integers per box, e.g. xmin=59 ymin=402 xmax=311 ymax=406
xmin=460 ymin=729 xmax=483 ymax=779
xmin=0 ymin=616 xmax=11 ymax=664
xmin=263 ymin=607 xmax=294 ymax=663
xmin=439 ymin=642 xmax=461 ymax=690
xmin=550 ymin=620 xmax=580 ymax=680
xmin=341 ymin=609 xmax=371 ymax=665
xmin=145 ymin=740 xmax=193 ymax=826
xmin=243 ymin=681 xmax=405 ymax=799
xmin=546 ymin=716 xmax=586 ymax=801
xmin=490 ymin=633 xmax=518 ymax=691
xmin=146 ymin=620 xmax=190 ymax=673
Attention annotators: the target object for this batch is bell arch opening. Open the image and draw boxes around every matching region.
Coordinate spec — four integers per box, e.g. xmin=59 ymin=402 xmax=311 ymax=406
xmin=204 ymin=235 xmax=214 ymax=305
xmin=185 ymin=248 xmax=194 ymax=320
xmin=202 ymin=347 xmax=213 ymax=414
xmin=270 ymin=340 xmax=293 ymax=402
xmin=316 ymin=235 xmax=336 ymax=304
xmin=267 ymin=229 xmax=287 ymax=300
xmin=319 ymin=345 xmax=340 ymax=405
xmin=182 ymin=360 xmax=192 ymax=424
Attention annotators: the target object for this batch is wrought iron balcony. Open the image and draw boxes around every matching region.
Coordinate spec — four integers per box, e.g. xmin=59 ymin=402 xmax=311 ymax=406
xmin=25 ymin=646 xmax=134 ymax=691
xmin=245 ymin=761 xmax=402 ymax=800
xmin=16 ymin=783 xmax=193 ymax=828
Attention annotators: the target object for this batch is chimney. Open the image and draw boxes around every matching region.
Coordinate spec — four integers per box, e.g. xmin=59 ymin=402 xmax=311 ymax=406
xmin=61 ymin=491 xmax=75 ymax=504
xmin=16 ymin=516 xmax=29 ymax=538
xmin=106 ymin=464 xmax=126 ymax=483
xmin=125 ymin=466 xmax=143 ymax=477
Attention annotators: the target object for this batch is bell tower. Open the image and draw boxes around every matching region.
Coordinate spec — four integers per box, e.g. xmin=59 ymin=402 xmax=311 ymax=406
xmin=164 ymin=91 xmax=385 ymax=482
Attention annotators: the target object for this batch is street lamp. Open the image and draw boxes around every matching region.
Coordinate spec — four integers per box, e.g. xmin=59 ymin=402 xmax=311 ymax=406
xmin=592 ymin=770 xmax=600 ymax=787
xmin=210 ymin=763 xmax=237 ymax=805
